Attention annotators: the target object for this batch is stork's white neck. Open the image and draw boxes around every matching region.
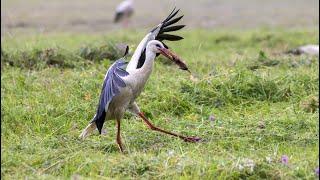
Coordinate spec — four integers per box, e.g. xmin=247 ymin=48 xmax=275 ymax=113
xmin=140 ymin=48 xmax=156 ymax=73
xmin=129 ymin=48 xmax=156 ymax=97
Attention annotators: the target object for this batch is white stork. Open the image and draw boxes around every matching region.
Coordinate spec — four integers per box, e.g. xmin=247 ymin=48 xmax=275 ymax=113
xmin=80 ymin=8 xmax=201 ymax=152
xmin=114 ymin=0 xmax=134 ymax=27
xmin=286 ymin=44 xmax=319 ymax=56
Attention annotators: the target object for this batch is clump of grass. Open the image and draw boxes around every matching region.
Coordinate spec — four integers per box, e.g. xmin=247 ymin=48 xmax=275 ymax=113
xmin=142 ymin=89 xmax=196 ymax=117
xmin=1 ymin=42 xmax=128 ymax=70
xmin=251 ymin=33 xmax=273 ymax=42
xmin=247 ymin=50 xmax=318 ymax=70
xmin=250 ymin=33 xmax=285 ymax=47
xmin=215 ymin=35 xmax=240 ymax=44
xmin=1 ymin=47 xmax=84 ymax=69
xmin=257 ymin=51 xmax=280 ymax=66
xmin=181 ymin=68 xmax=317 ymax=106
xmin=79 ymin=42 xmax=128 ymax=62
xmin=300 ymin=95 xmax=319 ymax=113
xmin=248 ymin=51 xmax=280 ymax=70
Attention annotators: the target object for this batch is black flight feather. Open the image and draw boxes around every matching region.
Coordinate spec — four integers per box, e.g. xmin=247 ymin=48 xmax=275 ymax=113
xmin=158 ymin=34 xmax=184 ymax=41
xmin=136 ymin=8 xmax=185 ymax=69
xmin=160 ymin=25 xmax=185 ymax=33
xmin=162 ymin=7 xmax=177 ymax=22
xmin=164 ymin=9 xmax=180 ymax=23
xmin=163 ymin=15 xmax=184 ymax=27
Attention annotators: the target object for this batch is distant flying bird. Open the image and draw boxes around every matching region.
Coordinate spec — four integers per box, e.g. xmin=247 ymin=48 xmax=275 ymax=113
xmin=114 ymin=0 xmax=134 ymax=27
xmin=286 ymin=44 xmax=319 ymax=56
xmin=80 ymin=8 xmax=201 ymax=152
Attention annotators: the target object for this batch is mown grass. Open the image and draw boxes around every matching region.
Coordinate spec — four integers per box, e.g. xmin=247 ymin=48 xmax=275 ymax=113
xmin=1 ymin=28 xmax=319 ymax=179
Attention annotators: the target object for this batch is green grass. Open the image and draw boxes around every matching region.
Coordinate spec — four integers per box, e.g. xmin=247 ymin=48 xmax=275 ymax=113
xmin=1 ymin=28 xmax=319 ymax=179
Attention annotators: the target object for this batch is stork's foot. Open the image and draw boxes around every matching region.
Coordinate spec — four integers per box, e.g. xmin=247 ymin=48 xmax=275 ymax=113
xmin=101 ymin=129 xmax=107 ymax=135
xmin=117 ymin=142 xmax=124 ymax=153
xmin=183 ymin=136 xmax=202 ymax=143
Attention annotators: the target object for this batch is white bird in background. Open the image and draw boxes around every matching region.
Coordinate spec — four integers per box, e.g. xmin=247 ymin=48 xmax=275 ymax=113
xmin=286 ymin=44 xmax=319 ymax=56
xmin=114 ymin=0 xmax=134 ymax=27
xmin=80 ymin=8 xmax=201 ymax=152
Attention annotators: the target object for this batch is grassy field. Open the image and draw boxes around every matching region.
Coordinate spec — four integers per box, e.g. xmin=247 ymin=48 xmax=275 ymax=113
xmin=2 ymin=0 xmax=318 ymax=35
xmin=1 ymin=28 xmax=319 ymax=179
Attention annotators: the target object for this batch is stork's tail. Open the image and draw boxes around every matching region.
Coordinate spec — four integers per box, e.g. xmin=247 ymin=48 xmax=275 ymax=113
xmin=79 ymin=122 xmax=97 ymax=139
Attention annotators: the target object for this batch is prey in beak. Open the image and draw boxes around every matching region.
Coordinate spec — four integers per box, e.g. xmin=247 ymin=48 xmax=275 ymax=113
xmin=158 ymin=47 xmax=191 ymax=73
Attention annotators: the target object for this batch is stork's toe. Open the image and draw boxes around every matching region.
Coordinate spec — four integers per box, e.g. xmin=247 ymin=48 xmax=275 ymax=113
xmin=101 ymin=129 xmax=107 ymax=135
xmin=183 ymin=136 xmax=202 ymax=143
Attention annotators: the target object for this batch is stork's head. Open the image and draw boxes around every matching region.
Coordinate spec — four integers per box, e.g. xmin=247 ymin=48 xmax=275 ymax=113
xmin=147 ymin=40 xmax=190 ymax=72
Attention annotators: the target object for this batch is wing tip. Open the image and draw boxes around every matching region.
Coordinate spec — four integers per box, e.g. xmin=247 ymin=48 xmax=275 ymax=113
xmin=158 ymin=34 xmax=184 ymax=41
xmin=163 ymin=7 xmax=181 ymax=23
xmin=150 ymin=7 xmax=184 ymax=33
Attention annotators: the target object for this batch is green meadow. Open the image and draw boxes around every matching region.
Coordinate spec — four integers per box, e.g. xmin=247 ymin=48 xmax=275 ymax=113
xmin=1 ymin=28 xmax=319 ymax=179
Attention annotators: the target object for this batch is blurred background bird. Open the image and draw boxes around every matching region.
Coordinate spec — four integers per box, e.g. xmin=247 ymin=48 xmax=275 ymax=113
xmin=286 ymin=44 xmax=319 ymax=56
xmin=114 ymin=0 xmax=134 ymax=27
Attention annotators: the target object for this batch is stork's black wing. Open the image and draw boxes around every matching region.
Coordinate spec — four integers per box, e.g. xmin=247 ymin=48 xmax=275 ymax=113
xmin=91 ymin=59 xmax=129 ymax=133
xmin=136 ymin=8 xmax=185 ymax=68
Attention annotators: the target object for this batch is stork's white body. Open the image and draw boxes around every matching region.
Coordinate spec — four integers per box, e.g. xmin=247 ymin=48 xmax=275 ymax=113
xmin=79 ymin=41 xmax=157 ymax=138
xmin=112 ymin=43 xmax=157 ymax=117
xmin=297 ymin=44 xmax=319 ymax=56
xmin=88 ymin=25 xmax=160 ymax=126
xmin=116 ymin=0 xmax=133 ymax=13
xmin=79 ymin=9 xmax=200 ymax=149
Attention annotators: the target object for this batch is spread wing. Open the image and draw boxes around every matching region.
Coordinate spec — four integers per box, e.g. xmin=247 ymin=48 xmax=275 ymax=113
xmin=91 ymin=59 xmax=129 ymax=133
xmin=126 ymin=8 xmax=185 ymax=71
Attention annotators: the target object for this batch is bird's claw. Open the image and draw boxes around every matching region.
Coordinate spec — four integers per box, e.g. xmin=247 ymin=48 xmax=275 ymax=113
xmin=101 ymin=129 xmax=107 ymax=135
xmin=183 ymin=136 xmax=202 ymax=143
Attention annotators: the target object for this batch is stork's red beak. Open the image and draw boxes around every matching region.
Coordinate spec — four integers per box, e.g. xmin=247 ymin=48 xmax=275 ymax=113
xmin=158 ymin=47 xmax=191 ymax=73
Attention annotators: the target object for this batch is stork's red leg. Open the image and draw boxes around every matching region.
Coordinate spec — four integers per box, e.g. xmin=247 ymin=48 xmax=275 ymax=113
xmin=138 ymin=112 xmax=201 ymax=143
xmin=116 ymin=119 xmax=124 ymax=152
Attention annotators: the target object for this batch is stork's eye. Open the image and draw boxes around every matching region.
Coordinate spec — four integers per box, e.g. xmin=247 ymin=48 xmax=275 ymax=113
xmin=156 ymin=44 xmax=161 ymax=48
